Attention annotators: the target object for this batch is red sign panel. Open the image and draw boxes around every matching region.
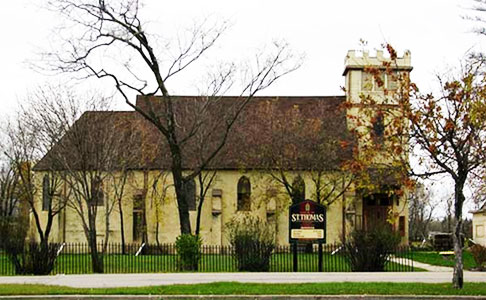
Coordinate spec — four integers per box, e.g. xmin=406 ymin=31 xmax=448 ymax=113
xmin=289 ymin=200 xmax=326 ymax=243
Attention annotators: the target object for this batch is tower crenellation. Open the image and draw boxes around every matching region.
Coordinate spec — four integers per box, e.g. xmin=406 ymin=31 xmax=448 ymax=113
xmin=343 ymin=49 xmax=412 ymax=105
xmin=344 ymin=49 xmax=411 ymax=72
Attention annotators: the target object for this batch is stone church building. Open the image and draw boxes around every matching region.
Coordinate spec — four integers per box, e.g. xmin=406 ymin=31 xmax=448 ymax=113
xmin=32 ymin=50 xmax=412 ymax=246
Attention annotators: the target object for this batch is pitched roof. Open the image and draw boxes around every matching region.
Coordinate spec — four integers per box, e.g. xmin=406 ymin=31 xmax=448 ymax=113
xmin=34 ymin=95 xmax=352 ymax=171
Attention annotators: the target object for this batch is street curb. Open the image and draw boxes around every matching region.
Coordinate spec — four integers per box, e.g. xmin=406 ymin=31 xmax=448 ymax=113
xmin=2 ymin=296 xmax=486 ymax=300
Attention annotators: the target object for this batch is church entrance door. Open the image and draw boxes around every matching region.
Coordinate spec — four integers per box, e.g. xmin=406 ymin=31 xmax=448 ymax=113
xmin=362 ymin=193 xmax=392 ymax=231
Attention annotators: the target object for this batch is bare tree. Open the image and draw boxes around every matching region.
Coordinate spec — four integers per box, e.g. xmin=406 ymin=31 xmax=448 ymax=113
xmin=30 ymin=86 xmax=135 ymax=273
xmin=470 ymin=175 xmax=486 ymax=210
xmin=6 ymin=117 xmax=65 ymax=250
xmin=0 ymin=163 xmax=19 ymax=220
xmin=0 ymin=160 xmax=25 ymax=254
xmin=408 ymin=182 xmax=438 ymax=241
xmin=43 ymin=0 xmax=301 ymax=234
xmin=102 ymin=117 xmax=142 ymax=253
xmin=0 ymin=88 xmax=71 ymax=274
xmin=445 ymin=197 xmax=455 ymax=233
xmin=107 ymin=170 xmax=131 ymax=253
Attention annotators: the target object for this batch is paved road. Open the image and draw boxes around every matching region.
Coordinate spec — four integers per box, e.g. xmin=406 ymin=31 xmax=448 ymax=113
xmin=0 ymin=271 xmax=485 ymax=288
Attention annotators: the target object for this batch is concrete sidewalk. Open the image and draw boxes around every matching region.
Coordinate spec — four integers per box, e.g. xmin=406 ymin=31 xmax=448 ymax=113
xmin=0 ymin=271 xmax=485 ymax=288
xmin=389 ymin=256 xmax=453 ymax=272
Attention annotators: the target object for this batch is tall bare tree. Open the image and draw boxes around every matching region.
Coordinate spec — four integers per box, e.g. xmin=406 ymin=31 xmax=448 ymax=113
xmin=29 ymin=86 xmax=135 ymax=273
xmin=0 ymin=87 xmax=71 ymax=274
xmin=408 ymin=182 xmax=438 ymax=241
xmin=44 ymin=0 xmax=300 ymax=234
xmin=8 ymin=114 xmax=65 ymax=250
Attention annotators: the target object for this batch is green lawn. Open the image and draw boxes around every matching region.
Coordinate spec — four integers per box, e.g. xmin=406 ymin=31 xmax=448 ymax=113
xmin=0 ymin=252 xmax=417 ymax=275
xmin=409 ymin=251 xmax=477 ymax=270
xmin=0 ymin=282 xmax=486 ymax=296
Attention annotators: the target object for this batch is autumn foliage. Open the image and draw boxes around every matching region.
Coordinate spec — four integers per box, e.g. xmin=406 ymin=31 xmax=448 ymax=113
xmin=352 ymin=44 xmax=486 ymax=288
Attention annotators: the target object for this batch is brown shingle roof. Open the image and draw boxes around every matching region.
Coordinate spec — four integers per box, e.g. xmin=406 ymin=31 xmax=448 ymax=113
xmin=34 ymin=95 xmax=352 ymax=171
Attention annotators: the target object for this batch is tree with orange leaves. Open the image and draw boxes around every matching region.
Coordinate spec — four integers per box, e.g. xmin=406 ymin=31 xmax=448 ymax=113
xmin=358 ymin=45 xmax=486 ymax=288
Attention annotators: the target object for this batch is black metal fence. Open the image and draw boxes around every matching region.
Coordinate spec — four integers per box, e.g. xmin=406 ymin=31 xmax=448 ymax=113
xmin=0 ymin=242 xmax=414 ymax=275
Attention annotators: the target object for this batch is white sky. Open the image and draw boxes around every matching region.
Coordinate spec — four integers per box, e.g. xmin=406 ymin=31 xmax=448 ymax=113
xmin=1 ymin=0 xmax=484 ymax=216
xmin=2 ymin=0 xmax=484 ymax=114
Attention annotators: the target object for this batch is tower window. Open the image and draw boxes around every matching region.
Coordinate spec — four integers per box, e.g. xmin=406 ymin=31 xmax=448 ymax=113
xmin=387 ymin=71 xmax=399 ymax=91
xmin=362 ymin=71 xmax=385 ymax=91
xmin=362 ymin=72 xmax=373 ymax=91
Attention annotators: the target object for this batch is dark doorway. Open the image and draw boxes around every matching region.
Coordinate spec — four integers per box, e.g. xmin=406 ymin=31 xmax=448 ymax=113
xmin=362 ymin=193 xmax=392 ymax=231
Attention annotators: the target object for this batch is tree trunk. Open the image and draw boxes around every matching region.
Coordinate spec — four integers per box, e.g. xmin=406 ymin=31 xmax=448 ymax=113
xmin=195 ymin=194 xmax=204 ymax=236
xmin=103 ymin=208 xmax=110 ymax=253
xmin=175 ymin=179 xmax=191 ymax=234
xmin=169 ymin=137 xmax=192 ymax=235
xmin=118 ymin=199 xmax=126 ymax=254
xmin=142 ymin=172 xmax=149 ymax=245
xmin=172 ymin=170 xmax=191 ymax=235
xmin=452 ymin=218 xmax=464 ymax=289
xmin=88 ymin=230 xmax=104 ymax=273
xmin=87 ymin=211 xmax=104 ymax=273
xmin=452 ymin=178 xmax=465 ymax=289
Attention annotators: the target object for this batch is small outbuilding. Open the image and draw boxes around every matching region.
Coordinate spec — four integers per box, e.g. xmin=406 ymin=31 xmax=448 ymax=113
xmin=471 ymin=203 xmax=486 ymax=246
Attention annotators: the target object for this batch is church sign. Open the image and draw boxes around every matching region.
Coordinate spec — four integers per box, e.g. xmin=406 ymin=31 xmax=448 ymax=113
xmin=289 ymin=200 xmax=326 ymax=243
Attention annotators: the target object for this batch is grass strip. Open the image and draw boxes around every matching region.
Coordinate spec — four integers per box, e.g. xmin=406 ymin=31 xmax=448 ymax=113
xmin=1 ymin=282 xmax=486 ymax=296
xmin=409 ymin=251 xmax=476 ymax=269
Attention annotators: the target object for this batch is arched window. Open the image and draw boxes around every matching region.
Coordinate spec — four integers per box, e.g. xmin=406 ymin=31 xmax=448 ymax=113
xmin=42 ymin=174 xmax=51 ymax=211
xmin=184 ymin=180 xmax=196 ymax=211
xmin=292 ymin=176 xmax=305 ymax=204
xmin=237 ymin=176 xmax=251 ymax=211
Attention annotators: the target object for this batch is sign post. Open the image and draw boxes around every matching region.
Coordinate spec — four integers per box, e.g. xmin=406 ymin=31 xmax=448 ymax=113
xmin=289 ymin=199 xmax=326 ymax=272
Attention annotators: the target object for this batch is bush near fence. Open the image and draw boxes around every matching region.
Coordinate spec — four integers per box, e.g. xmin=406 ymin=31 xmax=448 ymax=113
xmin=0 ymin=242 xmax=414 ymax=275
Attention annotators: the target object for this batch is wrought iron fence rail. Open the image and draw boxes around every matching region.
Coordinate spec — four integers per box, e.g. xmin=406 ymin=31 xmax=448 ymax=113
xmin=0 ymin=242 xmax=414 ymax=275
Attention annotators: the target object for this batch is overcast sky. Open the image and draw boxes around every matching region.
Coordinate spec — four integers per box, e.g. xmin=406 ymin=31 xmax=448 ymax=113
xmin=1 ymin=0 xmax=484 ymax=216
xmin=2 ymin=0 xmax=484 ymax=115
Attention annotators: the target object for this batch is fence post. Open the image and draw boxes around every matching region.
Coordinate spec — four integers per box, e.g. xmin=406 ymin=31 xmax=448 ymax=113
xmin=318 ymin=242 xmax=323 ymax=272
xmin=410 ymin=246 xmax=414 ymax=272
xmin=292 ymin=242 xmax=298 ymax=272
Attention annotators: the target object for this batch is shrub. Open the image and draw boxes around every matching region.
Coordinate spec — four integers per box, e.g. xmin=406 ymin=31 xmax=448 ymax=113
xmin=226 ymin=215 xmax=275 ymax=272
xmin=469 ymin=244 xmax=486 ymax=270
xmin=343 ymin=225 xmax=401 ymax=272
xmin=6 ymin=242 xmax=59 ymax=275
xmin=175 ymin=234 xmax=201 ymax=271
xmin=1 ymin=217 xmax=58 ymax=275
